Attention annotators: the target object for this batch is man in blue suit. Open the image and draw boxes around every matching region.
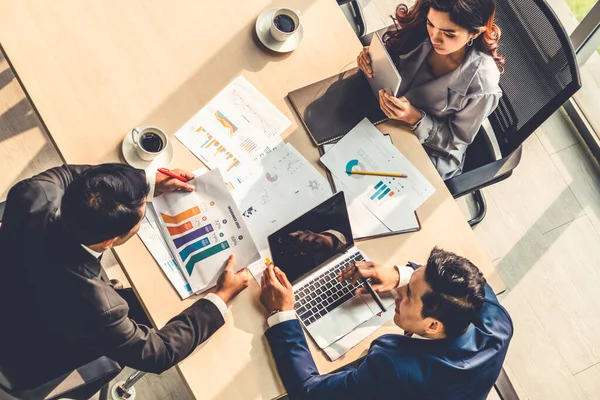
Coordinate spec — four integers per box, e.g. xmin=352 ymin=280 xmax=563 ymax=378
xmin=259 ymin=247 xmax=513 ymax=399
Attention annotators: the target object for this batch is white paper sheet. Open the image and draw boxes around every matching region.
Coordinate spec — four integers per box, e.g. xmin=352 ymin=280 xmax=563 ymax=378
xmin=233 ymin=143 xmax=332 ymax=279
xmin=323 ymin=291 xmax=398 ymax=361
xmin=320 ymin=118 xmax=435 ymax=232
xmin=138 ymin=210 xmax=195 ymax=299
xmin=151 ymin=169 xmax=260 ymax=293
xmin=175 ymin=76 xmax=290 ymax=185
xmin=322 ymin=142 xmax=391 ymax=239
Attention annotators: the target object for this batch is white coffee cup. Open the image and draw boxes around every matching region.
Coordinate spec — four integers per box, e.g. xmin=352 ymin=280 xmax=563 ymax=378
xmin=270 ymin=8 xmax=300 ymax=42
xmin=131 ymin=126 xmax=168 ymax=161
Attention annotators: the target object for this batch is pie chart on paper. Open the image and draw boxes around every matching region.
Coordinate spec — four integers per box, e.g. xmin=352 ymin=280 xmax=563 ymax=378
xmin=266 ymin=172 xmax=278 ymax=182
xmin=346 ymin=159 xmax=366 ymax=178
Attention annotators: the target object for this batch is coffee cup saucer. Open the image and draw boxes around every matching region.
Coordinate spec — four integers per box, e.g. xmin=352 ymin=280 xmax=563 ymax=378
xmin=121 ymin=128 xmax=174 ymax=171
xmin=255 ymin=8 xmax=303 ymax=53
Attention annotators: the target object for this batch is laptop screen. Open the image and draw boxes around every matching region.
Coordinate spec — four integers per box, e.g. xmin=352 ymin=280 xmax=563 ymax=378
xmin=268 ymin=192 xmax=354 ymax=284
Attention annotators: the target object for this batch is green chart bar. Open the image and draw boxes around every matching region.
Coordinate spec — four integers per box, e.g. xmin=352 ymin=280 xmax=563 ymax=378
xmin=185 ymin=241 xmax=230 ymax=275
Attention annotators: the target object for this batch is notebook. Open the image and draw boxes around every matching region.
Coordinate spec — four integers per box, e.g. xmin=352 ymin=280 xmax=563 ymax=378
xmin=288 ymin=67 xmax=387 ymax=146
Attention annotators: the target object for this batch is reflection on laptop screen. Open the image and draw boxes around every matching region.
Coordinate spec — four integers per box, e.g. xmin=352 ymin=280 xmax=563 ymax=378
xmin=268 ymin=192 xmax=354 ymax=283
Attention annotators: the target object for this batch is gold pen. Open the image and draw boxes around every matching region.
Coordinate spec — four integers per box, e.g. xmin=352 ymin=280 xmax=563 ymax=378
xmin=346 ymin=170 xmax=408 ymax=178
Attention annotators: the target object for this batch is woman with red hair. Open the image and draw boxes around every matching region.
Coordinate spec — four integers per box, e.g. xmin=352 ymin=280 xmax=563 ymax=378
xmin=358 ymin=0 xmax=504 ymax=180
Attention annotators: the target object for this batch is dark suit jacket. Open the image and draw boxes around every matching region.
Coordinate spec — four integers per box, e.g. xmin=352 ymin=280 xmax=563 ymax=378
xmin=0 ymin=165 xmax=224 ymax=390
xmin=265 ymin=283 xmax=513 ymax=399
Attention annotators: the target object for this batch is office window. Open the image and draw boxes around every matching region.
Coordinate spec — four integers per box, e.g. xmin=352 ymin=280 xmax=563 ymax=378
xmin=551 ymin=0 xmax=600 ymax=157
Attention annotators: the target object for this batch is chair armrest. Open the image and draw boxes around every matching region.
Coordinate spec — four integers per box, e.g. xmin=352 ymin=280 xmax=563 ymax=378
xmin=46 ymin=357 xmax=121 ymax=400
xmin=446 ymin=146 xmax=522 ymax=198
xmin=0 ymin=201 xmax=5 ymax=222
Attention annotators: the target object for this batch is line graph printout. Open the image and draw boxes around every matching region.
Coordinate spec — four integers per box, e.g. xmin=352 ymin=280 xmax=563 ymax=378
xmin=152 ymin=169 xmax=259 ymax=293
xmin=320 ymin=118 xmax=435 ymax=231
xmin=176 ymin=76 xmax=290 ymax=184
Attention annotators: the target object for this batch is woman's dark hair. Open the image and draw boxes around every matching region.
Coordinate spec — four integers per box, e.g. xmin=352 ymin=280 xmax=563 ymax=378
xmin=60 ymin=164 xmax=150 ymax=245
xmin=420 ymin=247 xmax=486 ymax=337
xmin=383 ymin=0 xmax=504 ymax=72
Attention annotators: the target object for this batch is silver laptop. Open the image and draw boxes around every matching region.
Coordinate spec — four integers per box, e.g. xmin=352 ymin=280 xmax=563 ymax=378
xmin=367 ymin=31 xmax=402 ymax=97
xmin=268 ymin=192 xmax=391 ymax=349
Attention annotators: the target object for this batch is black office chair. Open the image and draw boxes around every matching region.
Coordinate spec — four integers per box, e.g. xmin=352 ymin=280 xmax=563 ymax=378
xmin=0 ymin=200 xmax=121 ymax=399
xmin=337 ymin=0 xmax=366 ymax=38
xmin=445 ymin=0 xmax=581 ymax=226
xmin=0 ymin=358 xmax=121 ymax=400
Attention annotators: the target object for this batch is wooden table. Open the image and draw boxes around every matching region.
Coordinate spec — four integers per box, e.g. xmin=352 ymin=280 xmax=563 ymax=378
xmin=0 ymin=1 xmax=504 ymax=399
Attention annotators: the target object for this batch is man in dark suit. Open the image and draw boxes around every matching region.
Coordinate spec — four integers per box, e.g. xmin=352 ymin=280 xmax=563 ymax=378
xmin=0 ymin=164 xmax=249 ymax=390
xmin=260 ymin=247 xmax=513 ymax=399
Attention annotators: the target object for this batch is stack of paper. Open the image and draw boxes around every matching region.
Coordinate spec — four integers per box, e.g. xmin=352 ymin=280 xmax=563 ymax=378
xmin=175 ymin=76 xmax=291 ymax=186
xmin=320 ymin=118 xmax=435 ymax=234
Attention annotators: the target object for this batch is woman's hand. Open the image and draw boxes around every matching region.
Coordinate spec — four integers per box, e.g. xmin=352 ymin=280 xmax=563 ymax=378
xmin=357 ymin=47 xmax=373 ymax=78
xmin=379 ymin=90 xmax=423 ymax=125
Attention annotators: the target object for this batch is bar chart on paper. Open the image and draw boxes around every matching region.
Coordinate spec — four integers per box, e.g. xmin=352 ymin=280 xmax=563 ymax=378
xmin=369 ymin=180 xmax=404 ymax=202
xmin=320 ymin=118 xmax=436 ymax=231
xmin=160 ymin=204 xmax=231 ymax=276
xmin=198 ymin=128 xmax=241 ymax=172
xmin=175 ymin=76 xmax=290 ymax=184
xmin=151 ymin=169 xmax=260 ymax=293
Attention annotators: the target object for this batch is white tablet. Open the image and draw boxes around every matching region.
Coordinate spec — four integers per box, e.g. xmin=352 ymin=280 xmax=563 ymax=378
xmin=366 ymin=32 xmax=402 ymax=97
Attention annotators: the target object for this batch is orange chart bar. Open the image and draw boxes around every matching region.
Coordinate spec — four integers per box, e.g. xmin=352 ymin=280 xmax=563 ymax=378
xmin=161 ymin=206 xmax=201 ymax=224
xmin=167 ymin=221 xmax=194 ymax=235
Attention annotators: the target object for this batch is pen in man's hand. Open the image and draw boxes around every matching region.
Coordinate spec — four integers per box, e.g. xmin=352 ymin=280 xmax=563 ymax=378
xmin=158 ymin=168 xmax=190 ymax=183
xmin=362 ymin=278 xmax=387 ymax=314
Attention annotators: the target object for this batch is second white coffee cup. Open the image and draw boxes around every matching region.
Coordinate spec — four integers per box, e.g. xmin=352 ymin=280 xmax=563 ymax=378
xmin=270 ymin=8 xmax=300 ymax=42
xmin=131 ymin=127 xmax=168 ymax=161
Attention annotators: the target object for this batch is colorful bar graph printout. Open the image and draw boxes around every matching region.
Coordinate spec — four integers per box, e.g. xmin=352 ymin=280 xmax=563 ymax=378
xmin=173 ymin=224 xmax=214 ymax=248
xmin=185 ymin=241 xmax=231 ymax=275
xmin=161 ymin=206 xmax=201 ymax=224
xmin=369 ymin=181 xmax=395 ymax=201
xmin=167 ymin=221 xmax=194 ymax=236
xmin=179 ymin=237 xmax=211 ymax=261
xmin=197 ymin=127 xmax=240 ymax=171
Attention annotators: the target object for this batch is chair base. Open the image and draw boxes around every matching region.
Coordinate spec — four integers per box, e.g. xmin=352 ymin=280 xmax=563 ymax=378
xmin=469 ymin=190 xmax=487 ymax=227
xmin=111 ymin=380 xmax=137 ymax=400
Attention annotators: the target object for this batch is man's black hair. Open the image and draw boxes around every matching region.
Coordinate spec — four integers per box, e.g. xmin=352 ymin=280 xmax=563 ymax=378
xmin=60 ymin=164 xmax=150 ymax=245
xmin=421 ymin=247 xmax=486 ymax=337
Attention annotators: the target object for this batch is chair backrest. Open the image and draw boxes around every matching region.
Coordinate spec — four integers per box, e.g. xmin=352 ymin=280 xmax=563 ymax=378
xmin=490 ymin=0 xmax=581 ymax=156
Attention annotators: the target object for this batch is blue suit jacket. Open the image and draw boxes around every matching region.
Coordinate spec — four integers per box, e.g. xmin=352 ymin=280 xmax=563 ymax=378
xmin=265 ymin=283 xmax=513 ymax=399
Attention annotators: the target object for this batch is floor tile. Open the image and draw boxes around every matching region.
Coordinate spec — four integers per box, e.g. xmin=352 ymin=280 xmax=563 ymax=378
xmin=551 ymin=144 xmax=600 ymax=236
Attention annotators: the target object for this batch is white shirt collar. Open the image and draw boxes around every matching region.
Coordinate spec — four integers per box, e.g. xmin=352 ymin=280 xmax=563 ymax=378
xmin=80 ymin=244 xmax=103 ymax=259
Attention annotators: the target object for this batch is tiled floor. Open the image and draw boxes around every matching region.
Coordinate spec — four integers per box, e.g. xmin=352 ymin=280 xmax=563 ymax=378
xmin=3 ymin=2 xmax=600 ymax=398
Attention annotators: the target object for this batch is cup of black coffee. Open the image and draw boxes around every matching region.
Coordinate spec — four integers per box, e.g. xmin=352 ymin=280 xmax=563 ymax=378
xmin=270 ymin=8 xmax=300 ymax=42
xmin=131 ymin=127 xmax=168 ymax=161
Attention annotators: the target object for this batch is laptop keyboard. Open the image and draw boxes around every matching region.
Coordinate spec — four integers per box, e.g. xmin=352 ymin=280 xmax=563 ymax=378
xmin=294 ymin=252 xmax=366 ymax=326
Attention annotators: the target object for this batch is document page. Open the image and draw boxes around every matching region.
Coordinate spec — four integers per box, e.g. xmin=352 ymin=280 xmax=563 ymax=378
xmin=320 ymin=118 xmax=435 ymax=231
xmin=152 ymin=169 xmax=260 ymax=293
xmin=233 ymin=143 xmax=332 ymax=276
xmin=138 ymin=210 xmax=194 ymax=299
xmin=175 ymin=76 xmax=291 ymax=185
